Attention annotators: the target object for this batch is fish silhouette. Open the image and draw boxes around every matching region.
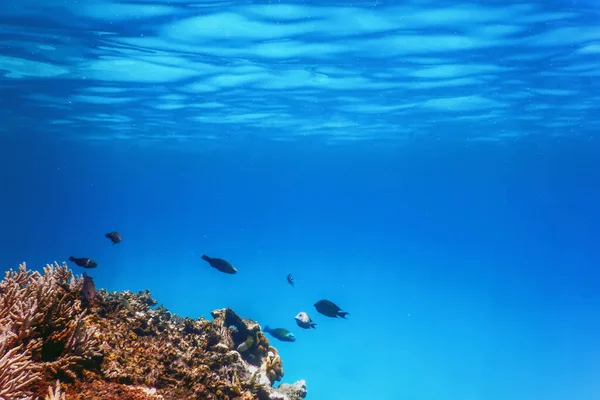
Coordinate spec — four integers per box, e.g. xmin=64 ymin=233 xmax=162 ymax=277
xmin=201 ymin=254 xmax=237 ymax=274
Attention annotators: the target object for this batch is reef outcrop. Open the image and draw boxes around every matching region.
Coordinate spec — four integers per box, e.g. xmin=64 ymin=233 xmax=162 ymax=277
xmin=0 ymin=262 xmax=307 ymax=400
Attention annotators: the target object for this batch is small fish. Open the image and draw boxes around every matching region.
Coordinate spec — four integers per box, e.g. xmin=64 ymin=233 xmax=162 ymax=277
xmin=82 ymin=273 xmax=95 ymax=303
xmin=294 ymin=312 xmax=316 ymax=329
xmin=236 ymin=336 xmax=255 ymax=353
xmin=201 ymin=254 xmax=237 ymax=274
xmin=287 ymin=273 xmax=294 ymax=287
xmin=264 ymin=326 xmax=296 ymax=342
xmin=105 ymin=231 xmax=122 ymax=244
xmin=314 ymin=299 xmax=349 ymax=319
xmin=68 ymin=257 xmax=98 ymax=269
xmin=118 ymin=298 xmax=133 ymax=313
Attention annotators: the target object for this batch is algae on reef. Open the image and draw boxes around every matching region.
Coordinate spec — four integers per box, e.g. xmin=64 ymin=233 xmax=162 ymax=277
xmin=0 ymin=262 xmax=307 ymax=400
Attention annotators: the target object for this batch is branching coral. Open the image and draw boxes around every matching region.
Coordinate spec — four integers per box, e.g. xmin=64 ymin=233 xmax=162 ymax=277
xmin=0 ymin=262 xmax=307 ymax=400
xmin=0 ymin=337 xmax=40 ymax=400
xmin=44 ymin=381 xmax=66 ymax=400
xmin=0 ymin=262 xmax=101 ymax=398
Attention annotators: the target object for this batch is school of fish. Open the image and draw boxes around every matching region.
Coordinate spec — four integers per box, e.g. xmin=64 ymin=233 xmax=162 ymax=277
xmin=69 ymin=231 xmax=349 ymax=344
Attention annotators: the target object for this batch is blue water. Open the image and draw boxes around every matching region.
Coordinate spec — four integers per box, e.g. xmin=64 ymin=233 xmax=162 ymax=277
xmin=2 ymin=1 xmax=600 ymax=399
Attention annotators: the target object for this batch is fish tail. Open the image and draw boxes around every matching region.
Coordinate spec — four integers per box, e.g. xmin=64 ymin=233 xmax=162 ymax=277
xmin=338 ymin=312 xmax=349 ymax=319
xmin=68 ymin=256 xmax=75 ymax=261
xmin=201 ymin=254 xmax=211 ymax=262
xmin=310 ymin=323 xmax=317 ymax=329
xmin=263 ymin=325 xmax=270 ymax=332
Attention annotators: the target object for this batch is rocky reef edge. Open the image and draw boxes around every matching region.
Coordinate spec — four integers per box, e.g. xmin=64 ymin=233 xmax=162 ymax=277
xmin=0 ymin=262 xmax=307 ymax=400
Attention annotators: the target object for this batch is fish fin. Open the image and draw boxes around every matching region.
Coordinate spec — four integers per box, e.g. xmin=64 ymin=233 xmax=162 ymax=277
xmin=338 ymin=312 xmax=349 ymax=319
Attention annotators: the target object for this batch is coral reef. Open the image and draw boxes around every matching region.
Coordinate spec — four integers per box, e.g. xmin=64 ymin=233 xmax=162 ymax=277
xmin=0 ymin=262 xmax=307 ymax=400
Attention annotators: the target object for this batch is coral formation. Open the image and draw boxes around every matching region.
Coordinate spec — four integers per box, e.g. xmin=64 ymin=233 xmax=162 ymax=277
xmin=44 ymin=381 xmax=66 ymax=400
xmin=0 ymin=262 xmax=307 ymax=400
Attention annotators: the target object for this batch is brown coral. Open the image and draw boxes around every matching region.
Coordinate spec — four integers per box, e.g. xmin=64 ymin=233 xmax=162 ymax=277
xmin=0 ymin=262 xmax=307 ymax=400
xmin=261 ymin=346 xmax=284 ymax=385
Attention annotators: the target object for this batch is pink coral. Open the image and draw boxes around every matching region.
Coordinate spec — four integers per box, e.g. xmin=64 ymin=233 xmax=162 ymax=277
xmin=0 ymin=262 xmax=101 ymax=398
xmin=0 ymin=339 xmax=40 ymax=400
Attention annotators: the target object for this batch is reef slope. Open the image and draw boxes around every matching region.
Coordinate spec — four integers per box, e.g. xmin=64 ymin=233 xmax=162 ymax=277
xmin=0 ymin=262 xmax=307 ymax=400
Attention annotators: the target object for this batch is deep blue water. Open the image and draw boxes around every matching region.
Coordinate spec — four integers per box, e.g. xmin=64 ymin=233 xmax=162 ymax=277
xmin=2 ymin=1 xmax=600 ymax=399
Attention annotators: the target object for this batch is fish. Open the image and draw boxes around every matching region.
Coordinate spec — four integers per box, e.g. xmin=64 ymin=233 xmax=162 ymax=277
xmin=287 ymin=273 xmax=294 ymax=287
xmin=236 ymin=336 xmax=255 ymax=353
xmin=82 ymin=273 xmax=95 ymax=303
xmin=118 ymin=298 xmax=133 ymax=313
xmin=263 ymin=326 xmax=296 ymax=342
xmin=294 ymin=312 xmax=316 ymax=329
xmin=314 ymin=299 xmax=349 ymax=319
xmin=68 ymin=257 xmax=98 ymax=269
xmin=105 ymin=231 xmax=122 ymax=244
xmin=201 ymin=254 xmax=237 ymax=274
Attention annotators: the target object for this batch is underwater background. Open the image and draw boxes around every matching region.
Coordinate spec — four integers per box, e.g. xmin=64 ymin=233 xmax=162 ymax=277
xmin=1 ymin=0 xmax=600 ymax=399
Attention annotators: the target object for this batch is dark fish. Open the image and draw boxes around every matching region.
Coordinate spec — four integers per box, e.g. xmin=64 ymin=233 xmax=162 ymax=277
xmin=295 ymin=312 xmax=316 ymax=329
xmin=287 ymin=273 xmax=294 ymax=287
xmin=82 ymin=273 xmax=95 ymax=303
xmin=69 ymin=257 xmax=98 ymax=269
xmin=105 ymin=231 xmax=122 ymax=244
xmin=201 ymin=254 xmax=237 ymax=274
xmin=264 ymin=326 xmax=296 ymax=342
xmin=314 ymin=299 xmax=349 ymax=319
